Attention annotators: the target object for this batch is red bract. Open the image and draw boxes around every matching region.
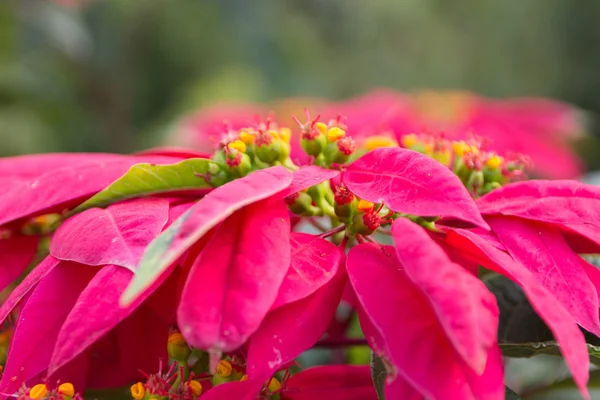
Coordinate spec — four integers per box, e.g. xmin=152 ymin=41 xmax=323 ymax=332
xmin=344 ymin=147 xmax=488 ymax=229
xmin=0 ymin=153 xmax=182 ymax=294
xmin=0 ymin=96 xmax=593 ymax=399
xmin=201 ymin=248 xmax=346 ymax=399
xmin=444 ymin=229 xmax=591 ymax=400
xmin=280 ymin=365 xmax=378 ymax=400
xmin=477 ymin=180 xmax=600 ymax=249
xmin=177 ymin=198 xmax=291 ymax=352
xmin=271 ymin=233 xmax=341 ymax=309
xmin=120 ymin=166 xmax=293 ymax=305
xmin=347 ymin=243 xmax=504 ymax=399
xmin=121 ymin=165 xmax=339 ymax=360
xmin=327 ymin=90 xmax=584 ymax=179
xmin=0 ymin=198 xmax=173 ymax=396
xmin=390 ymin=218 xmax=499 ymax=375
xmin=476 ymin=180 xmax=600 ymax=337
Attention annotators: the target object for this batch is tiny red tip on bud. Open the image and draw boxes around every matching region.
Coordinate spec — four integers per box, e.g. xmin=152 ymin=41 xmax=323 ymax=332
xmin=334 ymin=185 xmax=354 ymax=205
xmin=337 ymin=136 xmax=355 ymax=156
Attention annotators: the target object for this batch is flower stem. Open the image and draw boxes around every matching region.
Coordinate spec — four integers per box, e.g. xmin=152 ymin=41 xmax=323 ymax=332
xmin=319 ymin=224 xmax=346 ymax=239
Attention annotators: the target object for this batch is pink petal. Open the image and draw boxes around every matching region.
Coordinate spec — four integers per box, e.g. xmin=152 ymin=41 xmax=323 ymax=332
xmin=477 ymin=180 xmax=600 ymax=246
xmin=0 ymin=235 xmax=39 ymax=292
xmin=84 ymin=305 xmax=169 ymax=389
xmin=356 ymin=311 xmax=427 ymax=400
xmin=121 ymin=166 xmax=292 ymax=305
xmin=347 ymin=244 xmax=504 ymax=400
xmin=0 ymin=262 xmax=98 ymax=394
xmin=199 ymin=378 xmax=264 ymax=400
xmin=281 ymin=365 xmax=378 ymax=400
xmin=0 ymin=256 xmax=61 ymax=325
xmin=344 ymin=147 xmax=487 ymax=229
xmin=48 ymin=262 xmax=176 ymax=374
xmin=177 ymin=198 xmax=291 ymax=352
xmin=167 ymin=201 xmax=196 ymax=227
xmin=0 ymin=155 xmax=178 ymax=227
xmin=134 ymin=147 xmax=211 ymax=159
xmin=0 ymin=153 xmax=134 ymax=181
xmin=279 ymin=166 xmax=340 ymax=198
xmin=50 ymin=198 xmax=169 ymax=270
xmin=446 ymin=229 xmax=591 ymax=400
xmin=581 ymin=259 xmax=600 ymax=300
xmin=391 ymin=218 xmax=499 ymax=374
xmin=247 ymin=257 xmax=346 ymax=378
xmin=271 ymin=233 xmax=341 ymax=309
xmin=488 ymin=217 xmax=600 ymax=337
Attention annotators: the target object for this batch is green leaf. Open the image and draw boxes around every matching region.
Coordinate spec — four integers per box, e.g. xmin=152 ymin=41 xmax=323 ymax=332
xmin=505 ymin=386 xmax=523 ymax=400
xmin=370 ymin=352 xmax=387 ymax=400
xmin=70 ymin=158 xmax=220 ymax=215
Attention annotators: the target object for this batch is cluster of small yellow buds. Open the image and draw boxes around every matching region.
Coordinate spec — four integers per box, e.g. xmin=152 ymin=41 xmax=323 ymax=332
xmin=133 ymin=358 xmax=204 ymax=400
xmin=212 ymin=118 xmax=295 ymax=179
xmin=331 ymin=185 xmax=390 ymax=237
xmin=16 ymin=382 xmax=79 ymax=400
xmin=399 ymin=133 xmax=529 ymax=196
xmin=294 ymin=111 xmax=355 ymax=167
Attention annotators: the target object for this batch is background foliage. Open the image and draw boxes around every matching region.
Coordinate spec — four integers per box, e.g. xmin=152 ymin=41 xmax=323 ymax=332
xmin=2 ymin=0 xmax=600 ymax=164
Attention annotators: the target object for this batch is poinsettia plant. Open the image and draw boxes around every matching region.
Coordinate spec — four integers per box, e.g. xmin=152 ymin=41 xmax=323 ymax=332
xmin=0 ymin=99 xmax=597 ymax=400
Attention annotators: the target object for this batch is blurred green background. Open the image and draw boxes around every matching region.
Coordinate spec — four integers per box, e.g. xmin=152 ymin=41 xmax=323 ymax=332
xmin=3 ymin=1 xmax=600 ymax=398
xmin=2 ymin=0 xmax=600 ymax=159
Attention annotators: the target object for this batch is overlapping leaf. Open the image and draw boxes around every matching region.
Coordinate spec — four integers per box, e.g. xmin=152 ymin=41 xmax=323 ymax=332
xmin=247 ymin=258 xmax=346 ymax=379
xmin=271 ymin=233 xmax=341 ymax=309
xmin=347 ymin=243 xmax=504 ymax=400
xmin=0 ymin=263 xmax=97 ymax=395
xmin=391 ymin=218 xmax=499 ymax=374
xmin=0 ymin=235 xmax=39 ymax=292
xmin=489 ymin=217 xmax=600 ymax=337
xmin=446 ymin=229 xmax=591 ymax=400
xmin=51 ymin=198 xmax=169 ymax=271
xmin=0 ymin=156 xmax=177 ymax=227
xmin=48 ymin=264 xmax=179 ymax=375
xmin=72 ymin=158 xmax=220 ymax=214
xmin=344 ymin=147 xmax=488 ymax=228
xmin=477 ymin=180 xmax=600 ymax=247
xmin=282 ymin=365 xmax=378 ymax=400
xmin=120 ymin=166 xmax=292 ymax=305
xmin=177 ymin=198 xmax=291 ymax=352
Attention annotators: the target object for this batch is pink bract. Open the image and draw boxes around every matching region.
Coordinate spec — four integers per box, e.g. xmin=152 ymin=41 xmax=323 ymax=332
xmin=391 ymin=218 xmax=499 ymax=375
xmin=347 ymin=243 xmax=504 ymax=399
xmin=344 ymin=147 xmax=488 ymax=229
xmin=177 ymin=198 xmax=291 ymax=353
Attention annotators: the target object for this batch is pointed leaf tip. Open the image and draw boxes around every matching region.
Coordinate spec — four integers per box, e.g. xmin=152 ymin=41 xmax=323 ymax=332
xmin=120 ymin=167 xmax=292 ymax=306
xmin=345 ymin=147 xmax=488 ymax=229
xmin=177 ymin=199 xmax=291 ymax=352
xmin=51 ymin=198 xmax=169 ymax=271
xmin=71 ymin=158 xmax=218 ymax=215
xmin=391 ymin=218 xmax=499 ymax=375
